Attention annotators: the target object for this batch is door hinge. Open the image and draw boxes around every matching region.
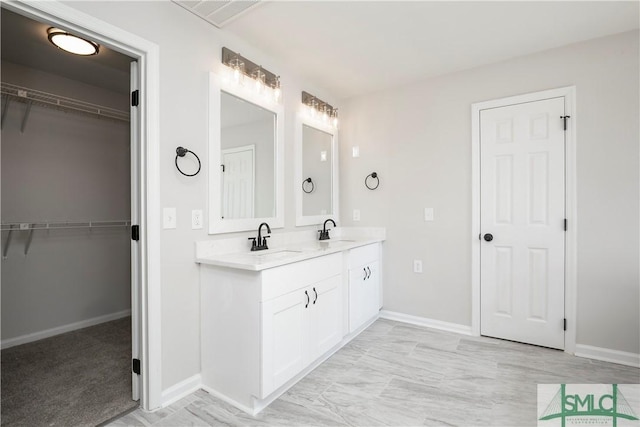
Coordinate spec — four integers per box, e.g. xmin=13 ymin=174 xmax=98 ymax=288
xmin=561 ymin=115 xmax=570 ymax=131
xmin=564 ymin=219 xmax=567 ymax=231
xmin=131 ymin=225 xmax=140 ymax=241
xmin=132 ymin=358 xmax=141 ymax=375
xmin=221 ymin=164 xmax=225 ymax=173
xmin=563 ymin=318 xmax=567 ymax=331
xmin=131 ymin=90 xmax=140 ymax=107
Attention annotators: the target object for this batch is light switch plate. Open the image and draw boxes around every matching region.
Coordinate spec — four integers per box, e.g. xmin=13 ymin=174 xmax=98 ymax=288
xmin=320 ymin=151 xmax=327 ymax=162
xmin=413 ymin=260 xmax=423 ymax=273
xmin=424 ymin=208 xmax=434 ymax=221
xmin=163 ymin=207 xmax=176 ymax=229
xmin=353 ymin=209 xmax=361 ymax=221
xmin=192 ymin=209 xmax=203 ymax=229
xmin=352 ymin=146 xmax=360 ymax=158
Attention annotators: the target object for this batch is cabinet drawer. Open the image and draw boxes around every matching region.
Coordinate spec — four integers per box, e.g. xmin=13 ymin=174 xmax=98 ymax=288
xmin=348 ymin=243 xmax=379 ymax=268
xmin=261 ymin=253 xmax=342 ymax=301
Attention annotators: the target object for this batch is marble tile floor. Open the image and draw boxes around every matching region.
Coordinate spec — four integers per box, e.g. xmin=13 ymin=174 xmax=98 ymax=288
xmin=110 ymin=319 xmax=639 ymax=427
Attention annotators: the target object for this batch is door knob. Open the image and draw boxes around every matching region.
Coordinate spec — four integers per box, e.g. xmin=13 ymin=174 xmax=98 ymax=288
xmin=483 ymin=233 xmax=493 ymax=242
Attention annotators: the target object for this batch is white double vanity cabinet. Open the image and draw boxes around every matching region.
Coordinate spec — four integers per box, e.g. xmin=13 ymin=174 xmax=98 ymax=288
xmin=195 ymin=229 xmax=384 ymax=415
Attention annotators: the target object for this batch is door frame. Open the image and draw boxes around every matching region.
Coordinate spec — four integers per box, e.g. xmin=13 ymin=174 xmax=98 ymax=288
xmin=2 ymin=0 xmax=162 ymax=410
xmin=470 ymin=86 xmax=577 ymax=354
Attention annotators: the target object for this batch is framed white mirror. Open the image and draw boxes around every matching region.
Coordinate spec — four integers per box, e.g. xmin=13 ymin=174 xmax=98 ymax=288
xmin=295 ymin=115 xmax=339 ymax=226
xmin=208 ymin=72 xmax=284 ymax=234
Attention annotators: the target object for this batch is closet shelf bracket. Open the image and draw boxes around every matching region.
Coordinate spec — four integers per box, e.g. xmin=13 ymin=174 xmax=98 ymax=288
xmin=3 ymin=227 xmax=14 ymax=259
xmin=24 ymin=228 xmax=35 ymax=256
xmin=1 ymin=96 xmax=10 ymax=130
xmin=21 ymin=101 xmax=33 ymax=133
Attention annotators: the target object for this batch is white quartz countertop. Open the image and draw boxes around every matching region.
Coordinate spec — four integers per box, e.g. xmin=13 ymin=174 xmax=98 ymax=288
xmin=195 ymin=227 xmax=385 ymax=271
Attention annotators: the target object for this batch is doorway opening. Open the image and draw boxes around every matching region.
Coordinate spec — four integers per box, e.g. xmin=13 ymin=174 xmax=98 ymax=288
xmin=0 ymin=7 xmax=142 ymax=425
xmin=471 ymin=86 xmax=577 ymax=354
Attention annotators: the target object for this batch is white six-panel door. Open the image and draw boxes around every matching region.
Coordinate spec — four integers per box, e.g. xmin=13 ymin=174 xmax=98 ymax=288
xmin=221 ymin=145 xmax=255 ymax=219
xmin=480 ymin=97 xmax=565 ymax=349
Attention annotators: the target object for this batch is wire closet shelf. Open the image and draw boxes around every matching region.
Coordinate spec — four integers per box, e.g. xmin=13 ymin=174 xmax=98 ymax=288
xmin=1 ymin=220 xmax=132 ymax=258
xmin=1 ymin=82 xmax=130 ymax=128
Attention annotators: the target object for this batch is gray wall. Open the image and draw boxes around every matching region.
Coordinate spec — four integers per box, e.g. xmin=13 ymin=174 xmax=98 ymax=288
xmin=1 ymin=61 xmax=131 ymax=341
xmin=339 ymin=30 xmax=640 ymax=354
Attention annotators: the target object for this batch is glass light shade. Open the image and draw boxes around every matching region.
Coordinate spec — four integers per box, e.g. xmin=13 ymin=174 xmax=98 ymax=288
xmin=47 ymin=28 xmax=99 ymax=56
xmin=229 ymin=57 xmax=245 ymax=85
xmin=252 ymin=68 xmax=266 ymax=94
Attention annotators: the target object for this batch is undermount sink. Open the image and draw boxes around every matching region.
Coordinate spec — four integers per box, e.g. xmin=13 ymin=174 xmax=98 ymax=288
xmin=250 ymin=250 xmax=302 ymax=262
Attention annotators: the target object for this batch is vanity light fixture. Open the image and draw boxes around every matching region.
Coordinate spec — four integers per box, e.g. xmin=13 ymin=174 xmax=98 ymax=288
xmin=47 ymin=27 xmax=99 ymax=56
xmin=302 ymin=91 xmax=338 ymax=128
xmin=221 ymin=47 xmax=281 ymax=103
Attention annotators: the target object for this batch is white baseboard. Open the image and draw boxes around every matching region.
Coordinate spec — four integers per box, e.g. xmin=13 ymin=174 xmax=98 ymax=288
xmin=161 ymin=374 xmax=202 ymax=408
xmin=1 ymin=309 xmax=132 ymax=350
xmin=575 ymin=344 xmax=640 ymax=368
xmin=379 ymin=310 xmax=473 ymax=336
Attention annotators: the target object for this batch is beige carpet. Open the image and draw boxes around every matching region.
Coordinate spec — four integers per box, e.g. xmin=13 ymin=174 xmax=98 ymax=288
xmin=1 ymin=317 xmax=138 ymax=426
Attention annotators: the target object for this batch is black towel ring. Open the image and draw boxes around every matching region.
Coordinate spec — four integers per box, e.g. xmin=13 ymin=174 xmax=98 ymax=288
xmin=302 ymin=177 xmax=315 ymax=193
xmin=365 ymin=172 xmax=379 ymax=190
xmin=175 ymin=146 xmax=201 ymax=177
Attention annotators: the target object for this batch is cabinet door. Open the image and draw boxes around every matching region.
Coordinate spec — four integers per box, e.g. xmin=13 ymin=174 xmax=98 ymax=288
xmin=262 ymin=289 xmax=306 ymax=396
xmin=348 ymin=264 xmax=369 ymax=333
xmin=349 ymin=261 xmax=380 ymax=333
xmin=364 ymin=261 xmax=380 ymax=321
xmin=307 ymin=275 xmax=342 ymax=362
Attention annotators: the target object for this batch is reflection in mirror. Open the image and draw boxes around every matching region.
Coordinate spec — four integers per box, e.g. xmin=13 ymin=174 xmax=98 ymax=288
xmin=220 ymin=91 xmax=275 ymax=219
xmin=302 ymin=125 xmax=332 ymax=216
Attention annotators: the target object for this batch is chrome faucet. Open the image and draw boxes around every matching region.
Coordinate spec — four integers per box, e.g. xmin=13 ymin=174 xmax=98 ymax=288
xmin=249 ymin=222 xmax=271 ymax=251
xmin=318 ymin=219 xmax=336 ymax=241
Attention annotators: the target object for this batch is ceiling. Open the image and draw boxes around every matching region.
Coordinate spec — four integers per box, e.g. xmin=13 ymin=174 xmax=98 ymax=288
xmin=223 ymin=1 xmax=640 ymax=99
xmin=1 ymin=9 xmax=131 ymax=94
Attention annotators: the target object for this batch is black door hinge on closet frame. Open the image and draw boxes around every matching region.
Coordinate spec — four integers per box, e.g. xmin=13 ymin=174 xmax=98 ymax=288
xmin=131 ymin=90 xmax=140 ymax=107
xmin=561 ymin=115 xmax=570 ymax=131
xmin=131 ymin=225 xmax=140 ymax=241
xmin=132 ymin=358 xmax=141 ymax=375
xmin=563 ymin=318 xmax=567 ymax=331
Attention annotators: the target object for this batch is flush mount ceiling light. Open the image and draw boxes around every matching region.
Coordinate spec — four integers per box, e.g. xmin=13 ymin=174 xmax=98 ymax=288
xmin=47 ymin=28 xmax=99 ymax=56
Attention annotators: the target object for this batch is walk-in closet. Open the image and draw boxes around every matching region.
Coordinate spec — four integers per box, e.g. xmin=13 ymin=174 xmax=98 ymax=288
xmin=1 ymin=9 xmax=137 ymax=426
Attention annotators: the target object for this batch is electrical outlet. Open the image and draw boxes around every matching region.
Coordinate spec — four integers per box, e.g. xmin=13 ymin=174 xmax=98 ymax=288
xmin=353 ymin=209 xmax=361 ymax=221
xmin=424 ymin=208 xmax=434 ymax=221
xmin=163 ymin=207 xmax=176 ymax=229
xmin=192 ymin=209 xmax=203 ymax=229
xmin=413 ymin=260 xmax=423 ymax=273
xmin=352 ymin=146 xmax=360 ymax=158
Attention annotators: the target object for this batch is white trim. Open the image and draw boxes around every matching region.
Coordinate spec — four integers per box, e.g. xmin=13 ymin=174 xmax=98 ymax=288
xmin=1 ymin=310 xmax=131 ymax=350
xmin=575 ymin=344 xmax=640 ymax=368
xmin=200 ymin=385 xmax=256 ymax=416
xmin=470 ymin=86 xmax=577 ymax=354
xmin=3 ymin=0 xmax=162 ymax=410
xmin=379 ymin=310 xmax=473 ymax=336
xmin=295 ymin=111 xmax=340 ymax=227
xmin=161 ymin=374 xmax=202 ymax=408
xmin=208 ymin=72 xmax=285 ymax=234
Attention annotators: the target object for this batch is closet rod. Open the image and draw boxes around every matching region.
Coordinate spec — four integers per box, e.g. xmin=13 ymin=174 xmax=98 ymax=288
xmin=1 ymin=220 xmax=132 ymax=258
xmin=0 ymin=82 xmax=130 ymax=129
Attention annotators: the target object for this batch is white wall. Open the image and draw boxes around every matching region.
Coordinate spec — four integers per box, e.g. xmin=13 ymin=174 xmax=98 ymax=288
xmin=340 ymin=30 xmax=640 ymax=354
xmin=58 ymin=0 xmax=340 ymax=393
xmin=1 ymin=61 xmax=131 ymax=341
